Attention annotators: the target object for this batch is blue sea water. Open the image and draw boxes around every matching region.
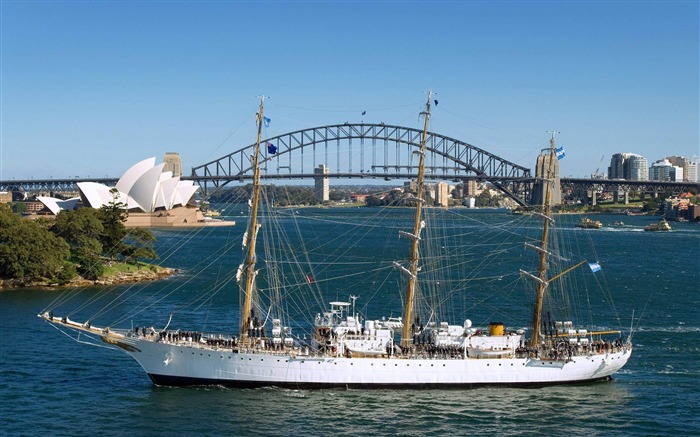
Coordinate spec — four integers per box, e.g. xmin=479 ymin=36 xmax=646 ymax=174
xmin=1 ymin=209 xmax=698 ymax=436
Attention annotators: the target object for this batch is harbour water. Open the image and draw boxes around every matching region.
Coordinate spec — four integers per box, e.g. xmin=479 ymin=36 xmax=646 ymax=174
xmin=1 ymin=209 xmax=698 ymax=436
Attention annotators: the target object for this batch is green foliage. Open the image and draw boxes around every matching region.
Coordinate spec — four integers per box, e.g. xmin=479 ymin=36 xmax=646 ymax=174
xmin=98 ymin=196 xmax=128 ymax=260
xmin=0 ymin=201 xmax=162 ymax=285
xmin=475 ymin=189 xmax=501 ymax=207
xmin=642 ymin=197 xmax=663 ymax=213
xmin=121 ymin=228 xmax=158 ymax=264
xmin=329 ymin=190 xmax=345 ymax=202
xmin=0 ymin=205 xmax=71 ymax=283
xmin=10 ymin=202 xmax=27 ymax=214
xmin=51 ymin=208 xmax=104 ymax=256
xmin=56 ymin=262 xmax=78 ymax=284
xmin=76 ymin=253 xmax=104 ymax=280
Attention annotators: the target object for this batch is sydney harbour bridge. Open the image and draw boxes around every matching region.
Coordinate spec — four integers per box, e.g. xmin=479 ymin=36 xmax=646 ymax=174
xmin=2 ymin=123 xmax=697 ymax=206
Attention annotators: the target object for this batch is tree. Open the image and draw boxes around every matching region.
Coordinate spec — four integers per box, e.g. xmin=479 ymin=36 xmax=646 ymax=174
xmin=0 ymin=205 xmax=71 ymax=283
xmin=329 ymin=190 xmax=345 ymax=202
xmin=77 ymin=254 xmax=104 ymax=280
xmin=121 ymin=228 xmax=157 ymax=264
xmin=51 ymin=208 xmax=106 ymax=280
xmin=98 ymin=193 xmax=128 ymax=260
xmin=51 ymin=208 xmax=104 ymax=256
xmin=10 ymin=202 xmax=27 ymax=214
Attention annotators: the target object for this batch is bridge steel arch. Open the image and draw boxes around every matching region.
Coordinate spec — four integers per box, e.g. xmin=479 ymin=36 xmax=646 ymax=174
xmin=190 ymin=123 xmax=533 ymax=205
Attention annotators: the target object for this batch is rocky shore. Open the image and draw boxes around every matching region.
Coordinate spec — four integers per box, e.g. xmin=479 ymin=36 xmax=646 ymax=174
xmin=0 ymin=267 xmax=177 ymax=290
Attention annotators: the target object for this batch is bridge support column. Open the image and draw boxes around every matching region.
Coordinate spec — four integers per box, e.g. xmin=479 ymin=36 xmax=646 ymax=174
xmin=624 ymin=191 xmax=629 ymax=205
xmin=613 ymin=191 xmax=619 ymax=204
xmin=591 ymin=191 xmax=597 ymax=207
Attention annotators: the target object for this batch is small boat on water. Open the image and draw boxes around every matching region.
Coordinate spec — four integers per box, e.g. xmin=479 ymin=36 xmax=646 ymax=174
xmin=644 ymin=219 xmax=672 ymax=232
xmin=576 ymin=217 xmax=603 ymax=229
xmin=613 ymin=221 xmax=624 ymax=226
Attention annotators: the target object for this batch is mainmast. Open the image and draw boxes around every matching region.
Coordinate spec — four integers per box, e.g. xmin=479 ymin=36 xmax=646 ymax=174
xmin=240 ymin=96 xmax=266 ymax=341
xmin=400 ymin=92 xmax=433 ymax=349
xmin=530 ymin=131 xmax=558 ymax=348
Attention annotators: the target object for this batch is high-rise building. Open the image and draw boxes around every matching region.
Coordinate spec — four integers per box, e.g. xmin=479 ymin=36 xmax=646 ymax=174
xmin=435 ymin=182 xmax=450 ymax=207
xmin=314 ymin=165 xmax=330 ymax=202
xmin=608 ymin=153 xmax=627 ymax=179
xmin=608 ymin=153 xmax=647 ymax=180
xmin=649 ymin=159 xmax=683 ymax=181
xmin=626 ymin=154 xmax=648 ymax=181
xmin=666 ymin=156 xmax=693 ymax=182
xmin=163 ymin=152 xmax=183 ymax=178
xmin=688 ymin=159 xmax=698 ymax=183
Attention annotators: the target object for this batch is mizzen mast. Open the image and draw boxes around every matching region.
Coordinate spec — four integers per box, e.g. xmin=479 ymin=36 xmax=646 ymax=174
xmin=529 ymin=130 xmax=558 ymax=348
xmin=400 ymin=91 xmax=433 ymax=349
xmin=240 ymin=96 xmax=267 ymax=342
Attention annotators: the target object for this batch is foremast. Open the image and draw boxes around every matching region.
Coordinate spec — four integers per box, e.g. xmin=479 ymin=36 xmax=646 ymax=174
xmin=400 ymin=92 xmax=433 ymax=349
xmin=530 ymin=131 xmax=558 ymax=348
xmin=240 ymin=96 xmax=266 ymax=344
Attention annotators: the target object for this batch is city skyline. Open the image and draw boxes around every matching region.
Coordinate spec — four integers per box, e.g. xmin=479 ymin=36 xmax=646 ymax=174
xmin=2 ymin=1 xmax=698 ymax=181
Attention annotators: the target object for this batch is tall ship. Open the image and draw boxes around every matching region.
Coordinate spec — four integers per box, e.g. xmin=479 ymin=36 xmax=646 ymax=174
xmin=40 ymin=94 xmax=633 ymax=388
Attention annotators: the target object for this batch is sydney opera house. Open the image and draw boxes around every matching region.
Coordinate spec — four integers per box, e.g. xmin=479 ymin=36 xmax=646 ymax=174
xmin=38 ymin=157 xmax=211 ymax=227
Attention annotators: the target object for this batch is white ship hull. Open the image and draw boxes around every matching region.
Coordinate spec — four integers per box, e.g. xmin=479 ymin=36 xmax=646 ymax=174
xmin=111 ymin=334 xmax=631 ymax=388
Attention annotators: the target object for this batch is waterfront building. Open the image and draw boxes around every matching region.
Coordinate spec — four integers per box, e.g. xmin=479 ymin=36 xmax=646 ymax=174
xmin=314 ymin=164 xmax=330 ymax=202
xmin=463 ymin=180 xmax=478 ymax=197
xmin=435 ymin=182 xmax=450 ymax=207
xmin=350 ymin=193 xmax=368 ymax=203
xmin=36 ymin=157 xmax=198 ymax=215
xmin=163 ymin=152 xmax=183 ymax=178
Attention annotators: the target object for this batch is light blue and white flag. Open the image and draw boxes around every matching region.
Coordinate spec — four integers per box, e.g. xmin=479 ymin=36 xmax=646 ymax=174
xmin=556 ymin=147 xmax=566 ymax=160
xmin=588 ymin=262 xmax=602 ymax=273
xmin=263 ymin=116 xmax=271 ymax=128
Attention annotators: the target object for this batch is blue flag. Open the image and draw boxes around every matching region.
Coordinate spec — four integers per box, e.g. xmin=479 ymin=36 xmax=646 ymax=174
xmin=588 ymin=262 xmax=602 ymax=273
xmin=556 ymin=147 xmax=566 ymax=160
xmin=263 ymin=116 xmax=271 ymax=128
xmin=267 ymin=142 xmax=277 ymax=154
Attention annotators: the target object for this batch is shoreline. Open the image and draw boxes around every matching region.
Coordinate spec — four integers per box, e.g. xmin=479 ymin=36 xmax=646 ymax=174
xmin=0 ymin=266 xmax=177 ymax=290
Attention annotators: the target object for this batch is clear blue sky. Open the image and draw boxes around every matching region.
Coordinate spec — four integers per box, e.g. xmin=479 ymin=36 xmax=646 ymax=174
xmin=1 ymin=0 xmax=698 ymax=181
